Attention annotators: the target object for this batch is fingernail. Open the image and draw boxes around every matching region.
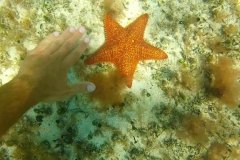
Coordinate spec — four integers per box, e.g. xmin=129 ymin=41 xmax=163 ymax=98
xmin=87 ymin=83 xmax=96 ymax=92
xmin=84 ymin=37 xmax=90 ymax=43
xmin=79 ymin=26 xmax=86 ymax=33
xmin=53 ymin=32 xmax=60 ymax=37
xmin=69 ymin=27 xmax=76 ymax=32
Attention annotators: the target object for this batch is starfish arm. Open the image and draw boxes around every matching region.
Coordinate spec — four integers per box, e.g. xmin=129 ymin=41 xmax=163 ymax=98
xmin=105 ymin=13 xmax=125 ymax=43
xmin=116 ymin=60 xmax=138 ymax=88
xmin=138 ymin=42 xmax=168 ymax=60
xmin=85 ymin=13 xmax=168 ymax=88
xmin=127 ymin=14 xmax=149 ymax=41
xmin=85 ymin=45 xmax=123 ymax=65
xmin=85 ymin=50 xmax=114 ymax=65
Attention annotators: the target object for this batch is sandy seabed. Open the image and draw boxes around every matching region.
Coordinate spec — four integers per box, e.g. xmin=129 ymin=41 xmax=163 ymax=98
xmin=0 ymin=0 xmax=240 ymax=159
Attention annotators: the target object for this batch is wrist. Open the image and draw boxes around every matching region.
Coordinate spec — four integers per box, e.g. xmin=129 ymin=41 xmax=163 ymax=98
xmin=10 ymin=75 xmax=40 ymax=106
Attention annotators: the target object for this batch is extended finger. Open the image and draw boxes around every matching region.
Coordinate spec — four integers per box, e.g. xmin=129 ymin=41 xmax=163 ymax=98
xmin=42 ymin=81 xmax=95 ymax=102
xmin=63 ymin=37 xmax=90 ymax=67
xmin=54 ymin=27 xmax=86 ymax=58
xmin=45 ymin=27 xmax=79 ymax=55
xmin=56 ymin=82 xmax=96 ymax=99
xmin=69 ymin=81 xmax=96 ymax=93
xmin=29 ymin=27 xmax=77 ymax=56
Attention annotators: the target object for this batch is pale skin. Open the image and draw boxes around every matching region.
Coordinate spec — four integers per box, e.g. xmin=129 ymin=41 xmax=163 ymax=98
xmin=0 ymin=27 xmax=96 ymax=138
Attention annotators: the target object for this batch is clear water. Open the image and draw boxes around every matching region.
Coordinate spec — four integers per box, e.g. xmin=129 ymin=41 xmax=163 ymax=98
xmin=0 ymin=0 xmax=240 ymax=159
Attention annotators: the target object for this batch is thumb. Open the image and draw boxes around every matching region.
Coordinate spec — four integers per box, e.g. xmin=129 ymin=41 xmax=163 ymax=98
xmin=42 ymin=82 xmax=96 ymax=102
xmin=69 ymin=81 xmax=96 ymax=94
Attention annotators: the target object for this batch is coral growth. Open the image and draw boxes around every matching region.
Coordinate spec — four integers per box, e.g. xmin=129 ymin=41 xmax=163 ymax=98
xmin=87 ymin=70 xmax=127 ymax=109
xmin=208 ymin=37 xmax=230 ymax=54
xmin=212 ymin=9 xmax=229 ymax=22
xmin=206 ymin=142 xmax=240 ymax=160
xmin=230 ymin=148 xmax=240 ymax=160
xmin=209 ymin=56 xmax=240 ymax=107
xmin=12 ymin=142 xmax=61 ymax=160
xmin=3 ymin=116 xmax=62 ymax=160
xmin=183 ymin=14 xmax=200 ymax=28
xmin=176 ymin=115 xmax=208 ymax=144
xmin=103 ymin=0 xmax=124 ymax=17
xmin=206 ymin=143 xmax=228 ymax=160
xmin=0 ymin=148 xmax=8 ymax=160
xmin=179 ymin=69 xmax=201 ymax=91
xmin=223 ymin=24 xmax=238 ymax=36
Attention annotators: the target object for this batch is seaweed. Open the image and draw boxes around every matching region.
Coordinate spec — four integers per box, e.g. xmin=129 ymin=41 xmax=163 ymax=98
xmin=87 ymin=69 xmax=127 ymax=109
xmin=206 ymin=143 xmax=228 ymax=160
xmin=176 ymin=115 xmax=209 ymax=144
xmin=209 ymin=56 xmax=240 ymax=107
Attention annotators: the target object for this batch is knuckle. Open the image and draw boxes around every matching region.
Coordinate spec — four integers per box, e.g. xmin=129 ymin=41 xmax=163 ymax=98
xmin=78 ymin=44 xmax=88 ymax=52
xmin=54 ymin=39 xmax=64 ymax=46
xmin=35 ymin=46 xmax=47 ymax=54
xmin=64 ymin=40 xmax=73 ymax=48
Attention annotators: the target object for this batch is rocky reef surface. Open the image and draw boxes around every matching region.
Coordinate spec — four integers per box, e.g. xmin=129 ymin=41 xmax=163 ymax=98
xmin=0 ymin=0 xmax=240 ymax=159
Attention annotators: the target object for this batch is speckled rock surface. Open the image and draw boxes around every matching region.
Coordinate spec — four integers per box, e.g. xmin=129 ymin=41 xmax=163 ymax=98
xmin=0 ymin=0 xmax=240 ymax=159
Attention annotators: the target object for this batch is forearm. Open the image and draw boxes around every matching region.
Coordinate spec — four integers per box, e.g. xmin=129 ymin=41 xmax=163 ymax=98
xmin=0 ymin=27 xmax=92 ymax=138
xmin=0 ymin=77 xmax=39 ymax=137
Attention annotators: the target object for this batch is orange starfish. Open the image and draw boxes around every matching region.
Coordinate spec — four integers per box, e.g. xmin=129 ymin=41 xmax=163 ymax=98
xmin=85 ymin=13 xmax=168 ymax=88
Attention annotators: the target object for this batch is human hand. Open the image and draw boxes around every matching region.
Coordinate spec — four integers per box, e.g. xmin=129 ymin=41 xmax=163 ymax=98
xmin=15 ymin=27 xmax=96 ymax=102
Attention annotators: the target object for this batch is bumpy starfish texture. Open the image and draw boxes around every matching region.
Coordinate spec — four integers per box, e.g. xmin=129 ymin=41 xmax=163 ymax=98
xmin=85 ymin=13 xmax=168 ymax=88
